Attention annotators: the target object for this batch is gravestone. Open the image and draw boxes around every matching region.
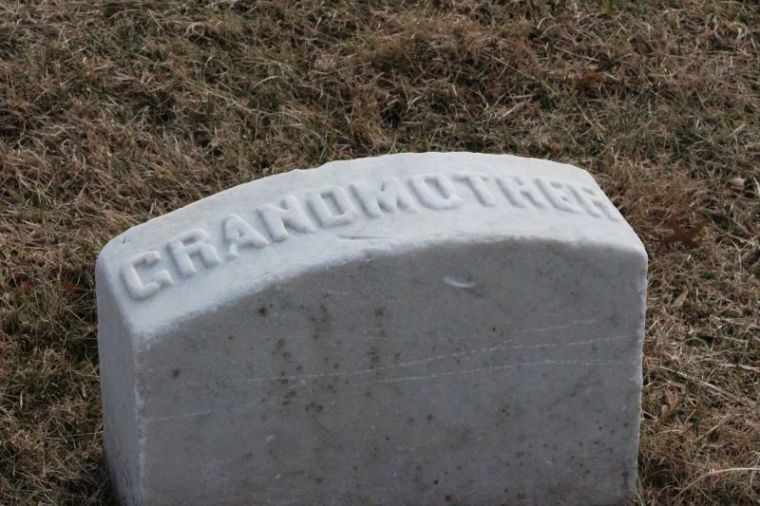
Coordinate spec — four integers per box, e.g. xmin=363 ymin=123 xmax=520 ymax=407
xmin=96 ymin=152 xmax=647 ymax=505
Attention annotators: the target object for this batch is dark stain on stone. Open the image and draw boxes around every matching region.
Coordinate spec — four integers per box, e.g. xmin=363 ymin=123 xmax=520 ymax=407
xmin=310 ymin=304 xmax=332 ymax=340
xmin=305 ymin=402 xmax=324 ymax=413
xmin=427 ymin=414 xmax=434 ymax=421
xmin=274 ymin=338 xmax=292 ymax=360
xmin=373 ymin=306 xmax=388 ymax=337
xmin=282 ymin=389 xmax=297 ymax=406
xmin=258 ymin=306 xmax=268 ymax=316
xmin=171 ymin=368 xmax=180 ymax=379
xmin=368 ymin=346 xmax=380 ymax=368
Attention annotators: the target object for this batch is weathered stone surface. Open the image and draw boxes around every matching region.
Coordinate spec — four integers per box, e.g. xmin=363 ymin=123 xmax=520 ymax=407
xmin=96 ymin=152 xmax=647 ymax=505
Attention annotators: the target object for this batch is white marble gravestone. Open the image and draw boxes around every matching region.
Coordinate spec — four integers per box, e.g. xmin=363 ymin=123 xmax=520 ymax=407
xmin=96 ymin=152 xmax=647 ymax=505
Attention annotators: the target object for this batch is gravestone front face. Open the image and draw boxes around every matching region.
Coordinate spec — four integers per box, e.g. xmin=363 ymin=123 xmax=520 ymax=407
xmin=96 ymin=152 xmax=647 ymax=505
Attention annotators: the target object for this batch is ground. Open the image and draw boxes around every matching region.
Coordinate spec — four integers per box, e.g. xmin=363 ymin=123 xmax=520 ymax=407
xmin=0 ymin=1 xmax=758 ymax=504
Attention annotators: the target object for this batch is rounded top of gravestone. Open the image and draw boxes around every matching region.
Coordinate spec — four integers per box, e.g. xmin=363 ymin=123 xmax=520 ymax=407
xmin=96 ymin=152 xmax=645 ymax=345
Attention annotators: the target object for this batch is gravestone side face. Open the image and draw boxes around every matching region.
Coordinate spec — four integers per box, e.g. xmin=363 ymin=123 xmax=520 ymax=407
xmin=96 ymin=152 xmax=647 ymax=505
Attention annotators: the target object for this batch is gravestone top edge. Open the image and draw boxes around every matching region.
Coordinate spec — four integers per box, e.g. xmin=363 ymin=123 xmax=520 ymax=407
xmin=96 ymin=152 xmax=646 ymax=342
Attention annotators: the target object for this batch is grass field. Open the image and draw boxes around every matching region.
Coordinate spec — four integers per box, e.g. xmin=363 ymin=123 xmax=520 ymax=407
xmin=1 ymin=1 xmax=758 ymax=504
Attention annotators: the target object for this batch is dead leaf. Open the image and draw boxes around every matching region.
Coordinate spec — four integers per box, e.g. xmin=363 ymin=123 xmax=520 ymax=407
xmin=660 ymin=389 xmax=681 ymax=419
xmin=673 ymin=288 xmax=689 ymax=308
xmin=575 ymin=66 xmax=608 ymax=92
xmin=662 ymin=215 xmax=709 ymax=247
xmin=580 ymin=68 xmax=606 ymax=85
xmin=63 ymin=282 xmax=79 ymax=295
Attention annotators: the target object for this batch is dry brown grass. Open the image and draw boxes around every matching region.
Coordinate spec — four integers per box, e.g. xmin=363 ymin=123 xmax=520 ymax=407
xmin=1 ymin=1 xmax=758 ymax=504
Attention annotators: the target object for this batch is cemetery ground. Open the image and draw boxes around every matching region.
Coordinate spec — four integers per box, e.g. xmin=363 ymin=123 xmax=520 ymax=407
xmin=0 ymin=1 xmax=757 ymax=504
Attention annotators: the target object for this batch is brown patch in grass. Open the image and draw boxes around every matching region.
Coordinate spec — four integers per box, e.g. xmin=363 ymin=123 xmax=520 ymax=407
xmin=1 ymin=1 xmax=759 ymax=504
